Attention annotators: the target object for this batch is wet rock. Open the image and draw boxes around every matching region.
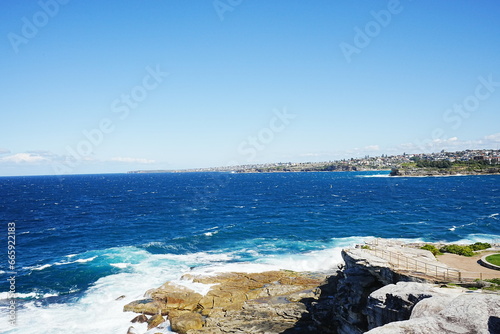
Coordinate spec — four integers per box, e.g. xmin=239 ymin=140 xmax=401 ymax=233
xmin=130 ymin=314 xmax=148 ymax=323
xmin=147 ymin=314 xmax=165 ymax=330
xmin=126 ymin=326 xmax=138 ymax=334
xmin=126 ymin=270 xmax=328 ymax=334
xmin=123 ymin=298 xmax=166 ymax=315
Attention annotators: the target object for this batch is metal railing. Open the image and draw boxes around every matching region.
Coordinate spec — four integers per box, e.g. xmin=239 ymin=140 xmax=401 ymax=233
xmin=362 ymin=246 xmax=485 ymax=282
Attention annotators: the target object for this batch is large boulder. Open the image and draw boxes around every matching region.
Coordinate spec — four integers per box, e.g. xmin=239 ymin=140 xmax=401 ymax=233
xmin=147 ymin=314 xmax=165 ymax=330
xmin=170 ymin=312 xmax=203 ymax=334
xmin=130 ymin=314 xmax=148 ymax=323
xmin=366 ymin=293 xmax=500 ymax=334
xmin=123 ymin=299 xmax=165 ymax=315
xmin=365 ymin=281 xmax=463 ymax=330
xmin=148 ymin=282 xmax=203 ymax=311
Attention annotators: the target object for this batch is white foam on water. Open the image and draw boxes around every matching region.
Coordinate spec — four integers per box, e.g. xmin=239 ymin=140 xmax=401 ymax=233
xmin=0 ymin=291 xmax=59 ymax=301
xmin=23 ymin=256 xmax=98 ymax=272
xmin=1 ymin=248 xmax=196 ymax=334
xmin=25 ymin=263 xmax=53 ymax=271
xmin=189 ymin=236 xmax=378 ymax=276
xmin=167 ymin=279 xmax=216 ymax=296
xmin=0 ymin=234 xmax=482 ymax=334
xmin=71 ymin=256 xmax=97 ymax=264
xmin=454 ymin=233 xmax=500 ymax=245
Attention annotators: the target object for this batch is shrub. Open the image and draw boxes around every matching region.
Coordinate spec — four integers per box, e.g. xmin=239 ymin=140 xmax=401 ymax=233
xmin=439 ymin=244 xmax=474 ymax=257
xmin=361 ymin=245 xmax=371 ymax=250
xmin=486 ymin=278 xmax=500 ymax=285
xmin=420 ymin=244 xmax=442 ymax=256
xmin=470 ymin=242 xmax=491 ymax=251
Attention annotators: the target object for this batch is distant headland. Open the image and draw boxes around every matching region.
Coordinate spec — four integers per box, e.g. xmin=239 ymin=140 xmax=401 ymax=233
xmin=128 ymin=149 xmax=500 ymax=176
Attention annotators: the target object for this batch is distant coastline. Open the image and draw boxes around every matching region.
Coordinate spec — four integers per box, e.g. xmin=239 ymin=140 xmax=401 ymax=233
xmin=129 ymin=148 xmax=500 ymax=175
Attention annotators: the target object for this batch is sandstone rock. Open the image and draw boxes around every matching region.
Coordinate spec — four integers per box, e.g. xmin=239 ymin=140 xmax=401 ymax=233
xmin=365 ymin=293 xmax=500 ymax=334
xmin=148 ymin=282 xmax=203 ymax=311
xmin=288 ymin=288 xmax=319 ymax=302
xmin=170 ymin=312 xmax=203 ymax=334
xmin=123 ymin=299 xmax=168 ymax=315
xmin=130 ymin=314 xmax=148 ymax=323
xmin=365 ymin=281 xmax=455 ymax=330
xmin=126 ymin=270 xmax=328 ymax=334
xmin=409 ymin=295 xmax=455 ymax=318
xmin=147 ymin=314 xmax=165 ymax=330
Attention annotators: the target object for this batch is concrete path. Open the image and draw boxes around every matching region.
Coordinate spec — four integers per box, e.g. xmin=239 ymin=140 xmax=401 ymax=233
xmin=436 ymin=252 xmax=500 ymax=280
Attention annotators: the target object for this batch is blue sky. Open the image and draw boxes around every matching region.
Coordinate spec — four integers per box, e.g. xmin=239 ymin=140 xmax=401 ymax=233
xmin=1 ymin=0 xmax=500 ymax=176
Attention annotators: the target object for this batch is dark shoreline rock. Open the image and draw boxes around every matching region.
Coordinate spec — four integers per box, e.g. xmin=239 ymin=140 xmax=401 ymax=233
xmin=390 ymin=166 xmax=500 ymax=177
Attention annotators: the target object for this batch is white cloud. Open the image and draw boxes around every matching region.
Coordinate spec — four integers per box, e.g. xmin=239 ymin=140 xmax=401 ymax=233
xmin=110 ymin=157 xmax=155 ymax=164
xmin=299 ymin=152 xmax=323 ymax=157
xmin=0 ymin=153 xmax=48 ymax=163
xmin=484 ymin=133 xmax=500 ymax=143
xmin=364 ymin=145 xmax=380 ymax=151
xmin=398 ymin=133 xmax=500 ymax=153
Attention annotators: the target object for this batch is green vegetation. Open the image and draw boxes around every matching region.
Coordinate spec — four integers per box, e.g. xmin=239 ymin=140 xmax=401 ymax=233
xmin=486 ymin=278 xmax=500 ymax=285
xmin=470 ymin=242 xmax=491 ymax=251
xmin=420 ymin=244 xmax=442 ymax=256
xmin=416 ymin=160 xmax=452 ymax=168
xmin=361 ymin=245 xmax=371 ymax=250
xmin=485 ymin=254 xmax=500 ymax=266
xmin=438 ymin=242 xmax=491 ymax=257
xmin=439 ymin=244 xmax=474 ymax=257
xmin=401 ymin=158 xmax=500 ymax=174
xmin=483 ymin=278 xmax=500 ymax=292
xmin=400 ymin=162 xmax=417 ymax=168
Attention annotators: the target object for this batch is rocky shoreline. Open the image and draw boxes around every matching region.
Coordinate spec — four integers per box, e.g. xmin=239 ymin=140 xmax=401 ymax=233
xmin=122 ymin=241 xmax=500 ymax=334
xmin=390 ymin=167 xmax=500 ymax=177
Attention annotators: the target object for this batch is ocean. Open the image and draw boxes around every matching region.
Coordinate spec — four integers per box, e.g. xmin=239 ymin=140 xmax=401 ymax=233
xmin=1 ymin=171 xmax=499 ymax=333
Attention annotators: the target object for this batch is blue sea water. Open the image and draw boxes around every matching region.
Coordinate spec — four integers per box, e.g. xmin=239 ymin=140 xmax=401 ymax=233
xmin=1 ymin=171 xmax=499 ymax=333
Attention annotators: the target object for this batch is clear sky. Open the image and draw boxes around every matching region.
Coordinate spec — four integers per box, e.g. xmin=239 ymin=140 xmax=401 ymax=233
xmin=1 ymin=0 xmax=500 ymax=176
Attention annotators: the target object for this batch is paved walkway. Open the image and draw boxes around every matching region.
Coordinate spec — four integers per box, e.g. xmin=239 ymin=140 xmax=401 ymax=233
xmin=436 ymin=252 xmax=500 ymax=280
